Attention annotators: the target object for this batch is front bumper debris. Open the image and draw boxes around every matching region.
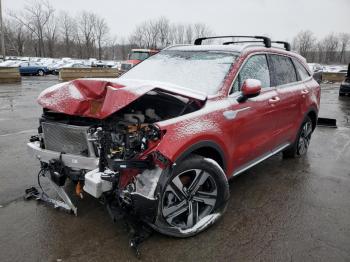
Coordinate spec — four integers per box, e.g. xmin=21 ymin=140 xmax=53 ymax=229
xmin=27 ymin=141 xmax=99 ymax=170
xmin=25 ymin=167 xmax=78 ymax=215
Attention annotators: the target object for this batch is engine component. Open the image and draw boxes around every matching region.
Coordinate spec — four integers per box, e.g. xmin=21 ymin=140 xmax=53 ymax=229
xmin=124 ymin=112 xmax=145 ymax=123
xmin=83 ymin=169 xmax=114 ymax=198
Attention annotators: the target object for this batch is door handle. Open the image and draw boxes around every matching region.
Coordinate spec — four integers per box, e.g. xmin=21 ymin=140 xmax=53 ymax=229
xmin=223 ymin=107 xmax=251 ymax=120
xmin=268 ymin=96 xmax=280 ymax=104
xmin=301 ymin=89 xmax=309 ymax=95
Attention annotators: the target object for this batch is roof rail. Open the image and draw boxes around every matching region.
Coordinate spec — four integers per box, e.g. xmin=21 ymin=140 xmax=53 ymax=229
xmin=223 ymin=40 xmax=265 ymax=45
xmin=271 ymin=41 xmax=291 ymax=51
xmin=194 ymin=35 xmax=271 ymax=48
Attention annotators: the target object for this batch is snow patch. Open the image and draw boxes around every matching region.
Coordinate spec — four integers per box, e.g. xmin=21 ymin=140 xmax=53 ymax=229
xmin=132 ymin=167 xmax=162 ymax=200
xmin=179 ymin=213 xmax=220 ymax=234
xmin=245 ymin=79 xmax=261 ymax=87
xmin=120 ymin=50 xmax=237 ymax=95
xmin=38 ymin=82 xmax=84 ymax=107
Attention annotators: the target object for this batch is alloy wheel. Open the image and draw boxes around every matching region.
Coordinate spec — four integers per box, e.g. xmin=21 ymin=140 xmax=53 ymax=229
xmin=297 ymin=119 xmax=312 ymax=155
xmin=161 ymin=169 xmax=217 ymax=229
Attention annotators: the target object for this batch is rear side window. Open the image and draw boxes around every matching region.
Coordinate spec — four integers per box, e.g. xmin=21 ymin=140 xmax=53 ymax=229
xmin=231 ymin=55 xmax=270 ymax=93
xmin=293 ymin=59 xmax=311 ymax=81
xmin=269 ymin=55 xmax=297 ymax=86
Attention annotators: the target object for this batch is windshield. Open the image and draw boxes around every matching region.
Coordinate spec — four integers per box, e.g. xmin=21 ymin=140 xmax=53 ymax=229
xmin=129 ymin=52 xmax=150 ymax=61
xmin=121 ymin=50 xmax=237 ymax=95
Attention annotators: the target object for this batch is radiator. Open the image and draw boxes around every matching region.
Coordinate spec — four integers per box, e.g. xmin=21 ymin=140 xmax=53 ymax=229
xmin=42 ymin=122 xmax=90 ymax=156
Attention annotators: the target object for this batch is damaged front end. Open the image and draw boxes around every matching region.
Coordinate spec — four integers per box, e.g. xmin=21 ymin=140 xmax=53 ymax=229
xmin=26 ymin=78 xmax=205 ymax=249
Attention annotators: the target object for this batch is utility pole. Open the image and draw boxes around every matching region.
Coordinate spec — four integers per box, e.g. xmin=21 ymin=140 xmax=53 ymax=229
xmin=0 ymin=0 xmax=5 ymax=60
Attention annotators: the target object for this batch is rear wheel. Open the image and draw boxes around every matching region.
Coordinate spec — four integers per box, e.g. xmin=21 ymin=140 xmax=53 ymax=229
xmin=37 ymin=70 xmax=45 ymax=76
xmin=283 ymin=116 xmax=313 ymax=158
xmin=153 ymin=155 xmax=229 ymax=238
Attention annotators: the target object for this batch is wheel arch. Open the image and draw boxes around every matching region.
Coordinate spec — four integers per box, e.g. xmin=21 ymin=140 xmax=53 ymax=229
xmin=306 ymin=107 xmax=318 ymax=130
xmin=174 ymin=140 xmax=227 ymax=173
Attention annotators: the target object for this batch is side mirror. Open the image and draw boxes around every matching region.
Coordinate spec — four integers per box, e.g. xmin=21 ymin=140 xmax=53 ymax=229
xmin=238 ymin=79 xmax=262 ymax=102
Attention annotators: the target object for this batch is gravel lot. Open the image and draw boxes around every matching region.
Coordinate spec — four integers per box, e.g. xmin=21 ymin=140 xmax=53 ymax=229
xmin=0 ymin=76 xmax=349 ymax=262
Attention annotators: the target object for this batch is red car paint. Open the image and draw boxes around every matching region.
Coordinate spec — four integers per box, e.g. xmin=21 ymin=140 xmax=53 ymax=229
xmin=120 ymin=49 xmax=159 ymax=70
xmin=38 ymin=79 xmax=206 ymax=119
xmin=37 ymin=46 xmax=320 ymax=181
xmin=124 ymin=59 xmax=142 ymax=67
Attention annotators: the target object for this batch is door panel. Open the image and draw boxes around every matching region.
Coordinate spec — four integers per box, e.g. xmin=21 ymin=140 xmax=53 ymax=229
xmin=275 ymin=83 xmax=303 ymax=144
xmin=268 ymin=54 xmax=302 ymax=146
xmin=228 ymin=88 xmax=280 ymax=171
xmin=228 ymin=54 xmax=281 ymax=173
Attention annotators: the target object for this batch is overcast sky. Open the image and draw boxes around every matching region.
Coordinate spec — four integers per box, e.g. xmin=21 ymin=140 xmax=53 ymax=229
xmin=4 ymin=0 xmax=350 ymax=42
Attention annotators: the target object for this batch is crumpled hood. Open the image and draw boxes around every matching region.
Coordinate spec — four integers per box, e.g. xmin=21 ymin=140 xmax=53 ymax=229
xmin=37 ymin=78 xmax=206 ymax=119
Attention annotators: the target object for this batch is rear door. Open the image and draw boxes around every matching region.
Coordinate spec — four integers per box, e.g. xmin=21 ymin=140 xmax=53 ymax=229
xmin=268 ymin=54 xmax=303 ymax=146
xmin=227 ymin=54 xmax=280 ymax=173
xmin=26 ymin=62 xmax=36 ymax=74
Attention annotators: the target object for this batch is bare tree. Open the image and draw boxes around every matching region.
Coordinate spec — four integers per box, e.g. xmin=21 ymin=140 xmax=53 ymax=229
xmin=45 ymin=13 xmax=58 ymax=57
xmin=59 ymin=11 xmax=76 ymax=57
xmin=321 ymin=33 xmax=340 ymax=64
xmin=4 ymin=18 xmax=27 ymax=56
xmin=338 ymin=33 xmax=350 ymax=63
xmin=157 ymin=17 xmax=170 ymax=47
xmin=185 ymin=24 xmax=193 ymax=44
xmin=292 ymin=30 xmax=316 ymax=60
xmin=94 ymin=16 xmax=109 ymax=60
xmin=193 ymin=23 xmax=212 ymax=39
xmin=173 ymin=23 xmax=185 ymax=44
xmin=78 ymin=11 xmax=97 ymax=58
xmin=129 ymin=18 xmax=161 ymax=48
xmin=9 ymin=0 xmax=54 ymax=57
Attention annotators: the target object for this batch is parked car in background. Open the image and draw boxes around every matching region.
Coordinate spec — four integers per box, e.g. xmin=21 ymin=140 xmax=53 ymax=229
xmin=93 ymin=60 xmax=108 ymax=68
xmin=120 ymin=49 xmax=159 ymax=72
xmin=0 ymin=60 xmax=22 ymax=67
xmin=53 ymin=62 xmax=90 ymax=75
xmin=339 ymin=64 xmax=350 ymax=96
xmin=18 ymin=62 xmax=49 ymax=76
xmin=308 ymin=63 xmax=323 ymax=83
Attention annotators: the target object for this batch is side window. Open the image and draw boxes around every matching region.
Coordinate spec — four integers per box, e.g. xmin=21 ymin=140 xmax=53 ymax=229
xmin=293 ymin=59 xmax=310 ymax=81
xmin=269 ymin=55 xmax=297 ymax=86
xmin=230 ymin=55 xmax=270 ymax=93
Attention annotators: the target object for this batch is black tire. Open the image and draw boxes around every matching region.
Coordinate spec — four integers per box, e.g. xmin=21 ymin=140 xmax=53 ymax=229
xmin=283 ymin=116 xmax=313 ymax=158
xmin=37 ymin=70 xmax=45 ymax=76
xmin=339 ymin=93 xmax=345 ymax=97
xmin=152 ymin=154 xmax=229 ymax=238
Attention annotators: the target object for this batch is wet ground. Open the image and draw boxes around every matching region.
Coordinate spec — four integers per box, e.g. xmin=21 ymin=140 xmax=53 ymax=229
xmin=0 ymin=77 xmax=349 ymax=262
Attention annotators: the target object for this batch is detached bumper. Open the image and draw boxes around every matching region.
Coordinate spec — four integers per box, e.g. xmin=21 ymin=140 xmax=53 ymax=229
xmin=27 ymin=141 xmax=99 ymax=170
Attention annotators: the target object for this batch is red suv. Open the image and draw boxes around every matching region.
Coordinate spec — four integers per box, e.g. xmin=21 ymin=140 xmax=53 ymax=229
xmin=28 ymin=36 xmax=320 ymax=238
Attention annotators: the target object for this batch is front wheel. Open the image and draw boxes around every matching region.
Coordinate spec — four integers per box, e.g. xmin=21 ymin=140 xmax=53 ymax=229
xmin=283 ymin=116 xmax=313 ymax=158
xmin=153 ymin=155 xmax=229 ymax=238
xmin=37 ymin=70 xmax=45 ymax=76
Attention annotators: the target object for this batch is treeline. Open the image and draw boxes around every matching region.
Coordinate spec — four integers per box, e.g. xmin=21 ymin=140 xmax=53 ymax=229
xmin=3 ymin=0 xmax=350 ymax=63
xmin=5 ymin=0 xmax=113 ymax=59
xmin=3 ymin=0 xmax=211 ymax=60
xmin=292 ymin=31 xmax=350 ymax=64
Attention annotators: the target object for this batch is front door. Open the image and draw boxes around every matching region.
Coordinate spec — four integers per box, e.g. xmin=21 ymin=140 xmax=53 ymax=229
xmin=226 ymin=54 xmax=281 ymax=174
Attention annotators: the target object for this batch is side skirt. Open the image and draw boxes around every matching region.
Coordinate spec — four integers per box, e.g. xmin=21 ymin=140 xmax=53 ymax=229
xmin=232 ymin=143 xmax=290 ymax=177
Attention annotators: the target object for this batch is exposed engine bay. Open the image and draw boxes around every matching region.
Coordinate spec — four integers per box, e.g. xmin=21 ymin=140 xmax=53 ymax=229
xmin=37 ymin=90 xmax=201 ymax=162
xmin=26 ymin=87 xmax=204 ymax=254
